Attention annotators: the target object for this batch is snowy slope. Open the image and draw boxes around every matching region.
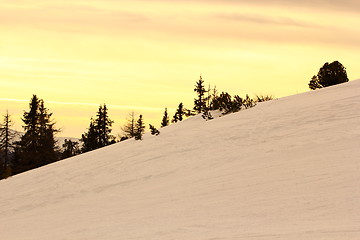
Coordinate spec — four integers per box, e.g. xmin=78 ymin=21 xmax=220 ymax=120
xmin=1 ymin=80 xmax=360 ymax=240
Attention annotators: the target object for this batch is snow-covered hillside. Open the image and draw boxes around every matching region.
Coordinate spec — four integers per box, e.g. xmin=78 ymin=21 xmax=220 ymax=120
xmin=1 ymin=80 xmax=360 ymax=240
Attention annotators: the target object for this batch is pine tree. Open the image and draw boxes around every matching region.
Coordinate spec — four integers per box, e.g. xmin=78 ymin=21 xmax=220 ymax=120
xmin=95 ymin=104 xmax=114 ymax=147
xmin=61 ymin=139 xmax=80 ymax=159
xmin=193 ymin=75 xmax=208 ymax=114
xmin=134 ymin=115 xmax=145 ymax=140
xmin=81 ymin=104 xmax=114 ymax=153
xmin=15 ymin=95 xmax=58 ymax=174
xmin=161 ymin=108 xmax=170 ymax=127
xmin=0 ymin=111 xmax=15 ymax=179
xmin=81 ymin=118 xmax=98 ymax=152
xmin=210 ymin=86 xmax=220 ymax=110
xmin=202 ymin=84 xmax=213 ymax=120
xmin=149 ymin=124 xmax=160 ymax=136
xmin=172 ymin=103 xmax=185 ymax=123
xmin=37 ymin=100 xmax=58 ymax=164
xmin=243 ymin=94 xmax=256 ymax=109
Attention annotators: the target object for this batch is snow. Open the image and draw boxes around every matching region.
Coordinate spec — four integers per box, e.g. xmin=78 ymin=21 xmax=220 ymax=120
xmin=1 ymin=80 xmax=360 ymax=240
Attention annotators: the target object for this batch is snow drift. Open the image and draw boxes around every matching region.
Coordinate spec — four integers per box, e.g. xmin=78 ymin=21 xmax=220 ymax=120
xmin=1 ymin=80 xmax=360 ymax=240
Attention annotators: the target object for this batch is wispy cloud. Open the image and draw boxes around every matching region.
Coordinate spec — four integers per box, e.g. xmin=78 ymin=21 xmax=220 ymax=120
xmin=135 ymin=0 xmax=360 ymax=12
xmin=215 ymin=13 xmax=322 ymax=29
xmin=0 ymin=98 xmax=166 ymax=112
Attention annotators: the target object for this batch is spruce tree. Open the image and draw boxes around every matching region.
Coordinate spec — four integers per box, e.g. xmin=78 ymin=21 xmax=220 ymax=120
xmin=134 ymin=115 xmax=145 ymax=140
xmin=81 ymin=118 xmax=98 ymax=152
xmin=202 ymin=84 xmax=213 ymax=120
xmin=95 ymin=104 xmax=114 ymax=147
xmin=149 ymin=124 xmax=160 ymax=136
xmin=81 ymin=104 xmax=114 ymax=153
xmin=15 ymin=95 xmax=58 ymax=174
xmin=172 ymin=103 xmax=185 ymax=123
xmin=243 ymin=94 xmax=256 ymax=109
xmin=61 ymin=139 xmax=80 ymax=159
xmin=193 ymin=75 xmax=207 ymax=114
xmin=0 ymin=111 xmax=15 ymax=179
xmin=210 ymin=86 xmax=220 ymax=110
xmin=161 ymin=108 xmax=170 ymax=127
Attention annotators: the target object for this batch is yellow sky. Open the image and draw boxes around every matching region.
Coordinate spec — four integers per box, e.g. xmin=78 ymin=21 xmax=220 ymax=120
xmin=1 ymin=0 xmax=359 ymax=138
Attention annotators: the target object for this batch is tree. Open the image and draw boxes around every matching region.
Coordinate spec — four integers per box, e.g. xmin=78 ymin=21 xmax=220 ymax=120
xmin=95 ymin=104 xmax=114 ymax=147
xmin=255 ymin=94 xmax=275 ymax=102
xmin=161 ymin=108 xmax=169 ymax=127
xmin=0 ymin=111 xmax=15 ymax=179
xmin=81 ymin=104 xmax=114 ymax=153
xmin=308 ymin=75 xmax=322 ymax=90
xmin=122 ymin=111 xmax=136 ymax=138
xmin=81 ymin=118 xmax=98 ymax=152
xmin=193 ymin=75 xmax=208 ymax=114
xmin=134 ymin=115 xmax=145 ymax=140
xmin=209 ymin=86 xmax=220 ymax=110
xmin=202 ymin=84 xmax=214 ymax=120
xmin=243 ymin=94 xmax=256 ymax=109
xmin=149 ymin=124 xmax=160 ymax=136
xmin=309 ymin=61 xmax=349 ymax=90
xmin=15 ymin=95 xmax=58 ymax=174
xmin=172 ymin=103 xmax=185 ymax=123
xmin=61 ymin=139 xmax=80 ymax=159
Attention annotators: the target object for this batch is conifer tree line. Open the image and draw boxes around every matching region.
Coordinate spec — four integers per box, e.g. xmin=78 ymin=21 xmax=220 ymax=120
xmin=0 ymin=60 xmax=349 ymax=180
xmin=0 ymin=76 xmax=271 ymax=179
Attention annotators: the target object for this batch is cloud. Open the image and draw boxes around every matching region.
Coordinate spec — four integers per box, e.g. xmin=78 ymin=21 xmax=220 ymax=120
xmin=0 ymin=3 xmax=151 ymax=35
xmin=139 ymin=0 xmax=360 ymax=12
xmin=214 ymin=13 xmax=322 ymax=29
xmin=0 ymin=98 xmax=165 ymax=112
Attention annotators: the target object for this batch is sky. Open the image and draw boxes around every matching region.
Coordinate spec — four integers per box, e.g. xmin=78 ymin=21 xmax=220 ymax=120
xmin=1 ymin=0 xmax=359 ymax=138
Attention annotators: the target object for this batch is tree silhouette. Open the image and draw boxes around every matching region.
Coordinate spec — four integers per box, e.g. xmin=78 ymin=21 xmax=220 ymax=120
xmin=15 ymin=95 xmax=58 ymax=174
xmin=149 ymin=124 xmax=160 ymax=136
xmin=135 ymin=115 xmax=145 ymax=140
xmin=81 ymin=104 xmax=114 ymax=152
xmin=122 ymin=111 xmax=136 ymax=138
xmin=309 ymin=61 xmax=349 ymax=90
xmin=61 ymin=139 xmax=80 ymax=159
xmin=172 ymin=103 xmax=185 ymax=123
xmin=0 ymin=111 xmax=15 ymax=179
xmin=161 ymin=108 xmax=169 ymax=127
xmin=193 ymin=75 xmax=208 ymax=114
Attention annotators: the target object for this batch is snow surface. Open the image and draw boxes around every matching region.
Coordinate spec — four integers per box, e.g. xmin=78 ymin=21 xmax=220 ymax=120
xmin=1 ymin=80 xmax=360 ymax=240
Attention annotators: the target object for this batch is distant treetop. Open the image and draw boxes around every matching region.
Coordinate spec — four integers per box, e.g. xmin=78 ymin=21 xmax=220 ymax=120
xmin=309 ymin=61 xmax=349 ymax=90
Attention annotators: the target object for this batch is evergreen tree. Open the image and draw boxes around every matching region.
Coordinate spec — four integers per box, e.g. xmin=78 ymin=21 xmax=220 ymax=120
xmin=122 ymin=111 xmax=136 ymax=138
xmin=134 ymin=115 xmax=145 ymax=140
xmin=193 ymin=75 xmax=208 ymax=114
xmin=95 ymin=104 xmax=114 ymax=147
xmin=61 ymin=139 xmax=80 ymax=159
xmin=309 ymin=61 xmax=349 ymax=90
xmin=309 ymin=75 xmax=321 ymax=90
xmin=15 ymin=95 xmax=58 ymax=174
xmin=202 ymin=84 xmax=213 ymax=120
xmin=81 ymin=104 xmax=114 ymax=152
xmin=0 ymin=111 xmax=15 ymax=179
xmin=81 ymin=118 xmax=98 ymax=152
xmin=172 ymin=103 xmax=185 ymax=123
xmin=243 ymin=94 xmax=256 ymax=109
xmin=37 ymin=100 xmax=58 ymax=164
xmin=149 ymin=124 xmax=160 ymax=136
xmin=210 ymin=86 xmax=220 ymax=110
xmin=161 ymin=108 xmax=170 ymax=127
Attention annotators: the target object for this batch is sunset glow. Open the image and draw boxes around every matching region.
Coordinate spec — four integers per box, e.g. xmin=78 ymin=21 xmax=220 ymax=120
xmin=1 ymin=0 xmax=359 ymax=137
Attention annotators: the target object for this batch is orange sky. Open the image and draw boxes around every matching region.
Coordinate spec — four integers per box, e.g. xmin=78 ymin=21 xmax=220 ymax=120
xmin=1 ymin=0 xmax=359 ymax=138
